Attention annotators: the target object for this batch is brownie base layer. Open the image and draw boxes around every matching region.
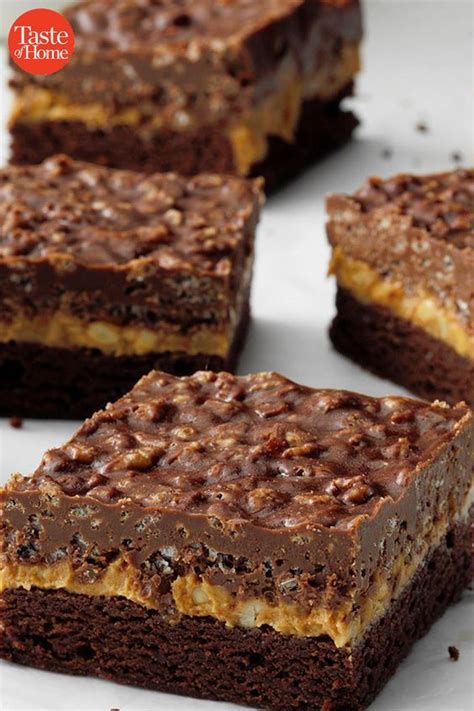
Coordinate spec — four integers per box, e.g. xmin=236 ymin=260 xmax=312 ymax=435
xmin=0 ymin=304 xmax=249 ymax=419
xmin=1 ymin=518 xmax=471 ymax=711
xmin=9 ymin=88 xmax=357 ymax=193
xmin=330 ymin=288 xmax=474 ymax=407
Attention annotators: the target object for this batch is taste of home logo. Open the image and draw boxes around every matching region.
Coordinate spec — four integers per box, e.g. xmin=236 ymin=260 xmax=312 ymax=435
xmin=8 ymin=8 xmax=75 ymax=76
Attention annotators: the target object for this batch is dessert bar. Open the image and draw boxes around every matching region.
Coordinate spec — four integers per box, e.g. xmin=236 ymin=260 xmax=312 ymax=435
xmin=0 ymin=155 xmax=262 ymax=418
xmin=327 ymin=168 xmax=474 ymax=406
xmin=1 ymin=370 xmax=472 ymax=710
xmin=9 ymin=0 xmax=362 ymax=190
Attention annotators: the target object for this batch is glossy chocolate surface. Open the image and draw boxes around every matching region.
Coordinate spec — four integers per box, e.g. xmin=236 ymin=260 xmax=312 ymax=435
xmin=2 ymin=371 xmax=473 ymax=609
xmin=326 ymin=169 xmax=474 ymax=328
xmin=0 ymin=155 xmax=261 ymax=328
xmin=354 ymin=169 xmax=474 ymax=250
xmin=11 ymin=0 xmax=362 ymax=117
xmin=68 ymin=0 xmax=357 ymax=50
xmin=14 ymin=370 xmax=471 ymax=527
xmin=0 ymin=155 xmax=262 ymax=271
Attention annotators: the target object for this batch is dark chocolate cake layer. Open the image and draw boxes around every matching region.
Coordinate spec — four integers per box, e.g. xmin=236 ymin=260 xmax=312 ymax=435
xmin=0 ymin=301 xmax=250 ymax=419
xmin=330 ymin=288 xmax=474 ymax=407
xmin=326 ymin=168 xmax=474 ymax=405
xmin=1 ymin=516 xmax=471 ymax=711
xmin=2 ymin=371 xmax=472 ymax=709
xmin=9 ymin=0 xmax=362 ymax=186
xmin=0 ymin=156 xmax=260 ymax=417
xmin=10 ymin=91 xmax=358 ymax=193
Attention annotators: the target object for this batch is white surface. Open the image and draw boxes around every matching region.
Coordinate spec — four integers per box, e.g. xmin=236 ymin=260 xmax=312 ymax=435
xmin=0 ymin=1 xmax=68 ymax=39
xmin=0 ymin=1 xmax=473 ymax=709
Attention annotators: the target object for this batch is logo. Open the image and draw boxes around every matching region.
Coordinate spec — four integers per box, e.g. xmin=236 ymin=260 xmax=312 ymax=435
xmin=8 ymin=8 xmax=74 ymax=76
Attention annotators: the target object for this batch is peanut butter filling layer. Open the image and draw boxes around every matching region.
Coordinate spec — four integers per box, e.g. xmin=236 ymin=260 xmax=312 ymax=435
xmin=330 ymin=247 xmax=473 ymax=360
xmin=1 ymin=493 xmax=470 ymax=649
xmin=228 ymin=44 xmax=360 ymax=176
xmin=10 ymin=44 xmax=360 ymax=177
xmin=171 ymin=494 xmax=471 ymax=646
xmin=0 ymin=311 xmax=232 ymax=358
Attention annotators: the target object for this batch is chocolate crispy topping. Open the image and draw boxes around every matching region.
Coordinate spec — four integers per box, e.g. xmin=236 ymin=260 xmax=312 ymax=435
xmin=0 ymin=155 xmax=263 ymax=270
xmin=354 ymin=169 xmax=474 ymax=249
xmin=11 ymin=0 xmax=361 ymax=124
xmin=67 ymin=0 xmax=354 ymax=51
xmin=27 ymin=370 xmax=469 ymax=530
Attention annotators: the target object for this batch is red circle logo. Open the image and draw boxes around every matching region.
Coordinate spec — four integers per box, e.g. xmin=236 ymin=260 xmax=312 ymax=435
xmin=8 ymin=8 xmax=75 ymax=76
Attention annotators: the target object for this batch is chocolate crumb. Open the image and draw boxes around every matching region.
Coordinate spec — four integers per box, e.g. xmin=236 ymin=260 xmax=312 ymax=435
xmin=381 ymin=148 xmax=393 ymax=159
xmin=9 ymin=416 xmax=23 ymax=429
xmin=450 ymin=151 xmax=463 ymax=164
xmin=448 ymin=646 xmax=460 ymax=661
xmin=416 ymin=121 xmax=429 ymax=133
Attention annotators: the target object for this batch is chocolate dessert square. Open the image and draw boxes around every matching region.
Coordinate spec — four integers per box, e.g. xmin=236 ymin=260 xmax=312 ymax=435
xmin=0 ymin=155 xmax=263 ymax=418
xmin=9 ymin=0 xmax=362 ymax=190
xmin=1 ymin=370 xmax=472 ymax=710
xmin=327 ymin=168 xmax=474 ymax=406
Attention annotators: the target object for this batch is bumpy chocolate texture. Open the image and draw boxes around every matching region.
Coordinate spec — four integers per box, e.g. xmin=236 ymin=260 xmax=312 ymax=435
xmin=0 ymin=153 xmax=261 ymax=275
xmin=0 ymin=154 xmax=262 ymax=329
xmin=327 ymin=169 xmax=474 ymax=405
xmin=354 ymin=170 xmax=474 ymax=245
xmin=24 ymin=371 xmax=470 ymax=520
xmin=2 ymin=370 xmax=472 ymax=621
xmin=2 ymin=369 xmax=473 ymax=711
xmin=0 ymin=155 xmax=262 ymax=416
xmin=9 ymin=0 xmax=362 ymax=183
xmin=44 ymin=0 xmax=361 ymax=111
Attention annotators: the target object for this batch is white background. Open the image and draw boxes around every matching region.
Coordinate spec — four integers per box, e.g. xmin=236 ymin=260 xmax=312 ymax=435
xmin=0 ymin=1 xmax=68 ymax=38
xmin=0 ymin=1 xmax=473 ymax=709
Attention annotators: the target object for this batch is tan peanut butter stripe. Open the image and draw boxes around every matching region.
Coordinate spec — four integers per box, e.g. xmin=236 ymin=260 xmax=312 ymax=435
xmin=330 ymin=247 xmax=474 ymax=360
xmin=2 ymin=494 xmax=471 ymax=648
xmin=0 ymin=311 xmax=232 ymax=358
xmin=11 ymin=45 xmax=360 ymax=177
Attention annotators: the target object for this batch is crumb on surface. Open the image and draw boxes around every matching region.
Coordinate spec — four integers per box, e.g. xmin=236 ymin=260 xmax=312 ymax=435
xmin=415 ymin=121 xmax=429 ymax=133
xmin=381 ymin=148 xmax=393 ymax=159
xmin=450 ymin=151 xmax=463 ymax=163
xmin=448 ymin=646 xmax=460 ymax=661
xmin=8 ymin=416 xmax=23 ymax=429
